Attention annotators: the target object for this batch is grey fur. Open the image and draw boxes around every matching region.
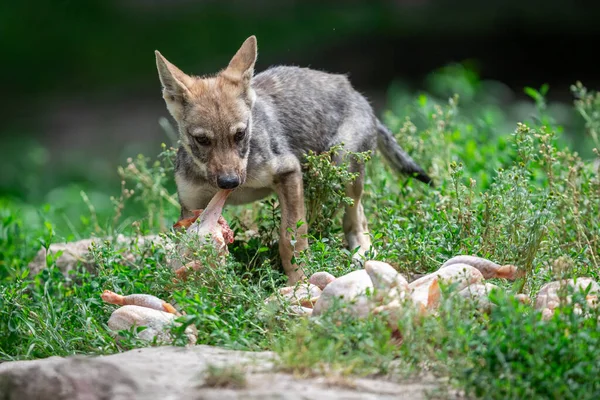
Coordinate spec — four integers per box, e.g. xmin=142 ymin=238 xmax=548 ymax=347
xmin=376 ymin=120 xmax=432 ymax=184
xmin=175 ymin=66 xmax=431 ymax=209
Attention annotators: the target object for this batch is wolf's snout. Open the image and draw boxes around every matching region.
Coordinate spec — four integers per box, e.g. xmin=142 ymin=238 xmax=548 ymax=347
xmin=217 ymin=175 xmax=240 ymax=189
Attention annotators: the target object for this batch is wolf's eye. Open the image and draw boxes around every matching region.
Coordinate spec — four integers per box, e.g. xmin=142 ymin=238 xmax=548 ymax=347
xmin=234 ymin=128 xmax=247 ymax=143
xmin=195 ymin=135 xmax=211 ymax=146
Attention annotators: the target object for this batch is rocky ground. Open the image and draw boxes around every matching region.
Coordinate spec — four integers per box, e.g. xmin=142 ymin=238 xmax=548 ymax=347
xmin=0 ymin=345 xmax=449 ymax=400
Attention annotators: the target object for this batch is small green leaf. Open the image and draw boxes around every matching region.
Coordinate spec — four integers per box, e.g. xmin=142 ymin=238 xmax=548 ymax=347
xmin=524 ymin=86 xmax=540 ymax=101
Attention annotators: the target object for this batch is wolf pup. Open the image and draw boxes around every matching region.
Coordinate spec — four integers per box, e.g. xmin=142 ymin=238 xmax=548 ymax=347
xmin=155 ymin=35 xmax=431 ymax=285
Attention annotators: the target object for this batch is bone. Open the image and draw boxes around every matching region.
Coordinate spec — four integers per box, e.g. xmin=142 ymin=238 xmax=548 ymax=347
xmin=186 ymin=189 xmax=234 ymax=250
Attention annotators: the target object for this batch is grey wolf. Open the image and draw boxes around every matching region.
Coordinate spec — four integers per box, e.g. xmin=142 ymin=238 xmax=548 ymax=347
xmin=155 ymin=35 xmax=431 ymax=285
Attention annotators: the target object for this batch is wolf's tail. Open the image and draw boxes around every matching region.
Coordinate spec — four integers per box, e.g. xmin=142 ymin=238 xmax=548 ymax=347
xmin=376 ymin=119 xmax=433 ymax=185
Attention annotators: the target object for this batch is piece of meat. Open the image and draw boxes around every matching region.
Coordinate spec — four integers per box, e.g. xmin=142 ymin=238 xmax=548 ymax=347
xmin=169 ymin=189 xmax=234 ymax=270
xmin=288 ymin=305 xmax=314 ymax=316
xmin=408 ymin=263 xmax=484 ymax=310
xmin=409 ymin=263 xmax=484 ymax=290
xmin=173 ymin=209 xmax=235 ymax=245
xmin=173 ymin=209 xmax=204 ymax=229
xmin=515 ymin=293 xmax=531 ymax=304
xmin=101 ymin=290 xmax=180 ymax=315
xmin=535 ymin=277 xmax=600 ymax=320
xmin=457 ymin=282 xmax=499 ymax=298
xmin=310 ymin=263 xmax=410 ymax=319
xmin=312 ymin=269 xmax=374 ymax=318
xmin=280 ymin=283 xmax=322 ymax=308
xmin=106 ymin=305 xmax=196 ymax=345
xmin=374 ymin=278 xmax=440 ymax=331
xmin=408 ymin=277 xmax=441 ymax=313
xmin=440 ymin=255 xmax=523 ymax=280
xmin=308 ymin=271 xmax=336 ymax=290
xmin=173 ymin=260 xmax=203 ymax=281
xmin=265 ymin=283 xmax=323 ymax=309
xmin=364 ymin=260 xmax=409 ymax=303
xmin=456 ymin=283 xmax=500 ymax=312
xmin=174 ymin=190 xmax=234 ymax=251
xmin=173 ymin=208 xmax=204 ymax=229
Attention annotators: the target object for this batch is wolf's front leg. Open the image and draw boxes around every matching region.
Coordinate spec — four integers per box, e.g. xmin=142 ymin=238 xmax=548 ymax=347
xmin=274 ymin=170 xmax=309 ymax=285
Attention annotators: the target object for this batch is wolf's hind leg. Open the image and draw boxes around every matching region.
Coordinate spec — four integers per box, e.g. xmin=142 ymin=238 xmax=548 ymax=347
xmin=342 ymin=159 xmax=374 ymax=263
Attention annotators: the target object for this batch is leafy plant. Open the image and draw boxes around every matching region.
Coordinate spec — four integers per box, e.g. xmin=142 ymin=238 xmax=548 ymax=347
xmin=1 ymin=67 xmax=599 ymax=400
xmin=302 ymin=144 xmax=371 ymax=239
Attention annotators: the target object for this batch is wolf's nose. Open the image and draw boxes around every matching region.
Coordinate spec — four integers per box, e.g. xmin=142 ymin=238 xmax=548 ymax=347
xmin=217 ymin=175 xmax=240 ymax=189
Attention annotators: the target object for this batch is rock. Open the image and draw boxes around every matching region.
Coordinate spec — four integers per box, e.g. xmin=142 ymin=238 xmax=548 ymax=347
xmin=27 ymin=234 xmax=165 ymax=276
xmin=0 ymin=356 xmax=138 ymax=400
xmin=0 ymin=346 xmax=443 ymax=400
xmin=28 ymin=238 xmax=97 ymax=276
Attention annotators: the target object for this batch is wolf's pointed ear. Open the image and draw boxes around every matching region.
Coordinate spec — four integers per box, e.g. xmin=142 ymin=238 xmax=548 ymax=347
xmin=221 ymin=36 xmax=257 ymax=85
xmin=155 ymin=51 xmax=193 ymax=99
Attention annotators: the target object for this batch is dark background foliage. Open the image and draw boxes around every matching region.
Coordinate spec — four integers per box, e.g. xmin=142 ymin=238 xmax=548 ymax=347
xmin=1 ymin=0 xmax=598 ymax=203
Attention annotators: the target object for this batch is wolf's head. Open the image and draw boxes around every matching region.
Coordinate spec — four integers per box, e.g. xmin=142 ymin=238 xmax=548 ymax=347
xmin=155 ymin=36 xmax=257 ymax=189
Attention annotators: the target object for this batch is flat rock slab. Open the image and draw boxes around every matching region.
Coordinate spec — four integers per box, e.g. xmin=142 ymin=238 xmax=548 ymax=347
xmin=0 ymin=345 xmax=441 ymax=400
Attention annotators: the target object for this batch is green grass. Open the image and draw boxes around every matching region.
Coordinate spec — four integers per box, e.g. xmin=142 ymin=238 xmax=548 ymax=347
xmin=1 ymin=67 xmax=599 ymax=399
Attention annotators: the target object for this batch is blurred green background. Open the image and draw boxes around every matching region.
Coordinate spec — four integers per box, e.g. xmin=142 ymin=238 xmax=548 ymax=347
xmin=1 ymin=0 xmax=598 ymax=236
